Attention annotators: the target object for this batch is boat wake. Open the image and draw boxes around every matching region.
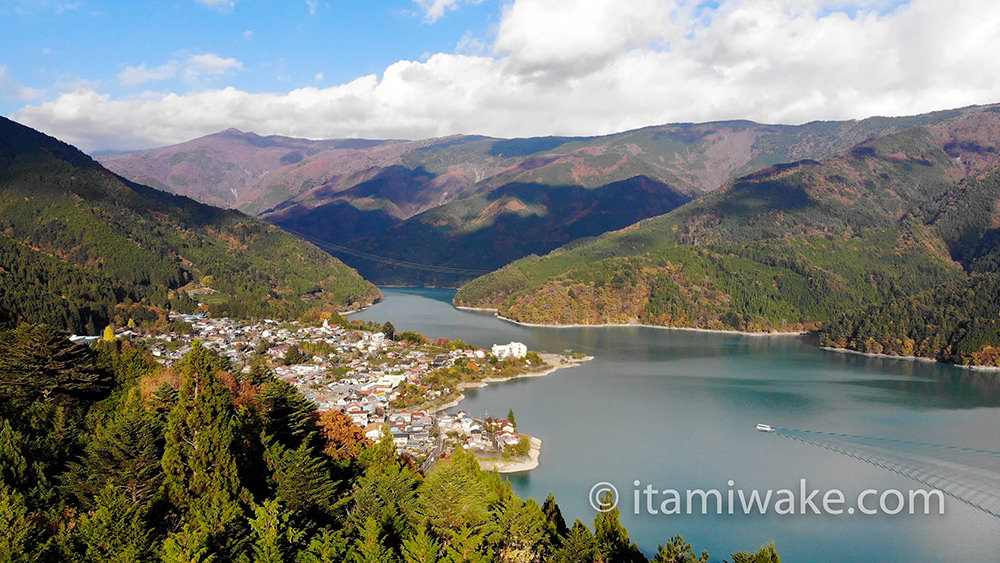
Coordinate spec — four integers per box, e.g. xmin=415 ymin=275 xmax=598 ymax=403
xmin=759 ymin=426 xmax=1000 ymax=518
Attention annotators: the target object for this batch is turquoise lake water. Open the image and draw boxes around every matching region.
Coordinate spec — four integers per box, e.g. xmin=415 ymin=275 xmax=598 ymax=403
xmin=350 ymin=287 xmax=1000 ymax=562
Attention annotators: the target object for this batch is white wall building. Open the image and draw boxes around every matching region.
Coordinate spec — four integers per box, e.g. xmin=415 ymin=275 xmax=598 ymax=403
xmin=492 ymin=341 xmax=527 ymax=360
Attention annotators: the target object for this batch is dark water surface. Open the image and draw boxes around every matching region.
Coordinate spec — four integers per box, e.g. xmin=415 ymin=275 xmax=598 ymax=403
xmin=350 ymin=287 xmax=1000 ymax=562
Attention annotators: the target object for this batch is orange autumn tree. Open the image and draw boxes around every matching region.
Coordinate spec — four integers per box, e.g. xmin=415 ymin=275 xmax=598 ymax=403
xmin=316 ymin=409 xmax=371 ymax=460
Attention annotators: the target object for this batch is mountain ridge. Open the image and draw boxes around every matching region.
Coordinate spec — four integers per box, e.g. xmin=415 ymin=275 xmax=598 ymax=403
xmin=0 ymin=117 xmax=380 ymax=333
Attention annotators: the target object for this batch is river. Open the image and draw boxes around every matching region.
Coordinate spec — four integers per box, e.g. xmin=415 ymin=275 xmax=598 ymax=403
xmin=349 ymin=287 xmax=1000 ymax=562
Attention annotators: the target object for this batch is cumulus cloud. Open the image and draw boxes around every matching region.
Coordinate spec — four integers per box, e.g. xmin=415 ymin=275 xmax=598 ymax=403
xmin=15 ymin=0 xmax=1000 ymax=152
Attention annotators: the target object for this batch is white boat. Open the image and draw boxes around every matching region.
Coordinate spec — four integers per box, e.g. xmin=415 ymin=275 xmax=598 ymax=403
xmin=755 ymin=423 xmax=773 ymax=432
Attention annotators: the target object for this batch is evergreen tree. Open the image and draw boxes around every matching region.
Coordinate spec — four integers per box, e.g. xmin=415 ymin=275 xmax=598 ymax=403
xmin=381 ymin=322 xmax=396 ymax=341
xmin=249 ymin=499 xmax=306 ymax=563
xmin=351 ymin=517 xmax=397 ymax=563
xmin=161 ymin=341 xmax=250 ymax=561
xmin=506 ymin=409 xmax=516 ymax=429
xmin=62 ymin=392 xmax=164 ymax=507
xmin=441 ymin=526 xmax=492 ymax=563
xmin=730 ymin=543 xmax=780 ymax=563
xmin=488 ymin=496 xmax=552 ymax=563
xmin=551 ymin=520 xmax=600 ymax=563
xmin=350 ymin=427 xmax=419 ymax=550
xmin=651 ymin=535 xmax=708 ymax=563
xmin=401 ymin=526 xmax=441 ymax=563
xmin=594 ymin=493 xmax=646 ymax=563
xmin=294 ymin=529 xmax=349 ymax=563
xmin=0 ymin=324 xmax=112 ymax=401
xmin=541 ymin=492 xmax=569 ymax=538
xmin=417 ymin=447 xmax=496 ymax=535
xmin=264 ymin=440 xmax=340 ymax=520
xmin=75 ymin=483 xmax=153 ymax=563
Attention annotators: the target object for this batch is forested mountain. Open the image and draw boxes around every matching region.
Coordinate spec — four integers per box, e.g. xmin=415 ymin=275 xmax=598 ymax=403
xmin=0 ymin=325 xmax=781 ymax=562
xmin=101 ymin=109 xmax=965 ymax=285
xmin=0 ymin=117 xmax=379 ymax=334
xmin=456 ymin=105 xmax=1000 ymax=366
xmin=272 ymin=176 xmax=696 ymax=285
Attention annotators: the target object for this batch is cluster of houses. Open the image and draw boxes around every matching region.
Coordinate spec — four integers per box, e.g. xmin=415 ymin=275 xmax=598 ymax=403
xmin=133 ymin=313 xmax=530 ymax=463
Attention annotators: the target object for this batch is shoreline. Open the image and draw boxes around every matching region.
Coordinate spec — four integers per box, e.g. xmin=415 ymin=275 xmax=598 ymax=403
xmin=426 ymin=353 xmax=593 ymax=415
xmin=455 ymin=305 xmax=807 ymax=337
xmin=477 ymin=436 xmax=543 ymax=474
xmin=820 ymin=346 xmax=1000 ymax=372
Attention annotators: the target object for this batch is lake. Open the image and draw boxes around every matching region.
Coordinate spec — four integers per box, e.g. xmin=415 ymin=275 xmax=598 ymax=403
xmin=350 ymin=287 xmax=1000 ymax=562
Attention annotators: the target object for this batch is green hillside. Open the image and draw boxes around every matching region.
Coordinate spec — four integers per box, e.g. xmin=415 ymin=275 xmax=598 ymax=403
xmin=274 ymin=175 xmax=696 ymax=286
xmin=0 ymin=117 xmax=379 ymax=333
xmin=456 ymin=106 xmax=1000 ymax=365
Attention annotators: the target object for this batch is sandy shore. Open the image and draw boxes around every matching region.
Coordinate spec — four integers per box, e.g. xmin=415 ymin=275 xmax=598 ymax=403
xmin=821 ymin=346 xmax=1000 ymax=371
xmin=426 ymin=354 xmax=593 ymax=414
xmin=476 ymin=436 xmax=543 ymax=474
xmin=455 ymin=305 xmax=807 ymax=336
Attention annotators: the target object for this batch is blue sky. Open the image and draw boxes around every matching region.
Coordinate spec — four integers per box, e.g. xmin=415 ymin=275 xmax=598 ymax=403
xmin=2 ymin=1 xmax=497 ymax=109
xmin=3 ymin=0 xmax=999 ymax=152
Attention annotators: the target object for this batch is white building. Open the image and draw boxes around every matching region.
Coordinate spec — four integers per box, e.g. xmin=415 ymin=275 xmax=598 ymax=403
xmin=491 ymin=341 xmax=527 ymax=360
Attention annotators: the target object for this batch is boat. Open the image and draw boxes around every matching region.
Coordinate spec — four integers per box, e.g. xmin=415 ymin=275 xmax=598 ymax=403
xmin=755 ymin=423 xmax=773 ymax=432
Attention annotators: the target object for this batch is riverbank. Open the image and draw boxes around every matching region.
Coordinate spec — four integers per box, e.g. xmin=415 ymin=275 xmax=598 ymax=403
xmin=477 ymin=436 xmax=543 ymax=474
xmin=455 ymin=305 xmax=807 ymax=336
xmin=426 ymin=353 xmax=593 ymax=414
xmin=821 ymin=346 xmax=1000 ymax=371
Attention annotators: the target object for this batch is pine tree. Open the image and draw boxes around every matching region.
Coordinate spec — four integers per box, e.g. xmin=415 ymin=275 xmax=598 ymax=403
xmin=541 ymin=492 xmax=568 ymax=538
xmin=264 ymin=440 xmax=339 ymax=519
xmin=161 ymin=341 xmax=250 ymax=561
xmin=401 ymin=526 xmax=440 ymax=563
xmin=417 ymin=447 xmax=495 ymax=534
xmin=0 ymin=485 xmax=44 ymax=563
xmin=651 ymin=535 xmax=708 ymax=563
xmin=248 ymin=499 xmax=305 ymax=563
xmin=551 ymin=520 xmax=600 ymax=563
xmin=488 ymin=496 xmax=551 ymax=563
xmin=0 ymin=324 xmax=112 ymax=401
xmin=730 ymin=543 xmax=780 ymax=563
xmin=594 ymin=493 xmax=646 ymax=563
xmin=440 ymin=526 xmax=492 ymax=563
xmin=506 ymin=409 xmax=516 ymax=429
xmin=351 ymin=518 xmax=396 ymax=563
xmin=294 ymin=529 xmax=349 ymax=563
xmin=76 ymin=483 xmax=153 ymax=563
xmin=63 ymin=392 xmax=164 ymax=507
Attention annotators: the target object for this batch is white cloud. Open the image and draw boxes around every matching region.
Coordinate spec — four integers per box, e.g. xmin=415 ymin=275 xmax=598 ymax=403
xmin=0 ymin=67 xmax=42 ymax=101
xmin=184 ymin=53 xmax=243 ymax=78
xmin=15 ymin=0 xmax=1000 ymax=153
xmin=315 ymin=72 xmax=324 ymax=82
xmin=306 ymin=0 xmax=318 ymax=16
xmin=117 ymin=53 xmax=242 ymax=86
xmin=118 ymin=62 xmax=179 ymax=85
xmin=196 ymin=0 xmax=235 ymax=10
xmin=413 ymin=0 xmax=483 ymax=23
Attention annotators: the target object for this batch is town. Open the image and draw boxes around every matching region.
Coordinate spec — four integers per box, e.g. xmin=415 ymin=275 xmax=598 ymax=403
xmin=120 ymin=312 xmax=582 ymax=471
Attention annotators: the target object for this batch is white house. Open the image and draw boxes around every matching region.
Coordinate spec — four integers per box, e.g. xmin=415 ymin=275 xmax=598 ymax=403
xmin=491 ymin=341 xmax=527 ymax=360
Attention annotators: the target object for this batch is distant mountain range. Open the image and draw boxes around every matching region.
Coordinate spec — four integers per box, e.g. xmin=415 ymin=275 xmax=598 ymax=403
xmin=0 ymin=117 xmax=379 ymax=334
xmin=100 ymin=110 xmax=963 ymax=285
xmin=455 ymin=104 xmax=1000 ymax=366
